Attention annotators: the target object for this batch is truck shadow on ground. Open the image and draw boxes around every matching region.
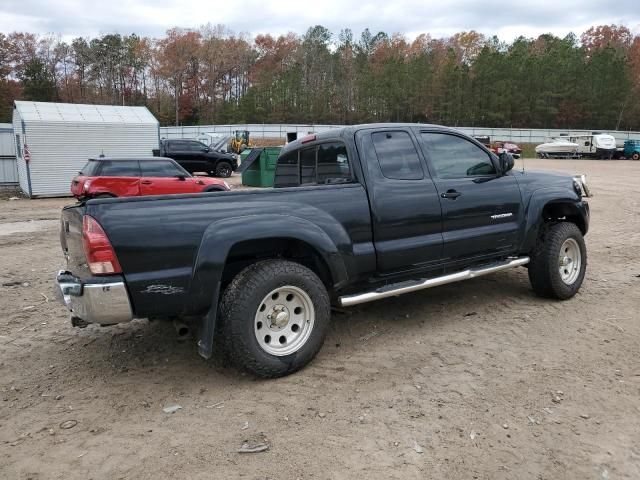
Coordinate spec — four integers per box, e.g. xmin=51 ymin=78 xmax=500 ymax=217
xmin=50 ymin=268 xmax=538 ymax=389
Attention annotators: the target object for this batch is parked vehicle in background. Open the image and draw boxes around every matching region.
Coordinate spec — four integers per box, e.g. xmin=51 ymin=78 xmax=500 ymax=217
xmin=472 ymin=137 xmax=521 ymax=158
xmin=536 ymin=136 xmax=580 ymax=158
xmin=491 ymin=141 xmax=522 ymax=159
xmin=158 ymin=139 xmax=238 ymax=177
xmin=623 ymin=139 xmax=640 ymax=160
xmin=57 ymin=123 xmax=590 ymax=378
xmin=473 ymin=136 xmax=491 ymax=148
xmin=71 ymin=157 xmax=230 ymax=199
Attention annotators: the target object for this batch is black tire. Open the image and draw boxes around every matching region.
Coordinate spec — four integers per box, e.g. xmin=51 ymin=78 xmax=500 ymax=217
xmin=214 ymin=161 xmax=232 ymax=178
xmin=203 ymin=186 xmax=226 ymax=192
xmin=528 ymin=222 xmax=587 ymax=299
xmin=219 ymin=260 xmax=331 ymax=378
xmin=632 ymin=152 xmax=640 ymax=161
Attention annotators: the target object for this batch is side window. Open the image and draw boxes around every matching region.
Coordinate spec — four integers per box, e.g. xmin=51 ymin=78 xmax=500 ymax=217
xmin=169 ymin=141 xmax=186 ymax=151
xmin=141 ymin=160 xmax=184 ymax=177
xmin=421 ymin=133 xmax=496 ymax=178
xmin=274 ymin=151 xmax=299 ymax=187
xmin=371 ymin=131 xmax=423 ymax=180
xmin=99 ymin=160 xmax=140 ymax=177
xmin=187 ymin=141 xmax=206 ymax=152
xmin=317 ymin=142 xmax=351 ymax=184
xmin=15 ymin=135 xmax=21 ymax=158
xmin=300 ymin=148 xmax=316 ymax=184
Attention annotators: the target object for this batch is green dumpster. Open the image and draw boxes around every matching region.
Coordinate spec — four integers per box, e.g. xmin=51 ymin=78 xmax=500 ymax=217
xmin=239 ymin=147 xmax=281 ymax=187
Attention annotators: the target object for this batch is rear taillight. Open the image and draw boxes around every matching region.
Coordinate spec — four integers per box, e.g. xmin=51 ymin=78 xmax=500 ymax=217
xmin=82 ymin=215 xmax=121 ymax=275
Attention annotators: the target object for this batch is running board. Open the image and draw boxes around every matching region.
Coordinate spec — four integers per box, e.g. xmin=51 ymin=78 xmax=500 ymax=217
xmin=338 ymin=257 xmax=530 ymax=307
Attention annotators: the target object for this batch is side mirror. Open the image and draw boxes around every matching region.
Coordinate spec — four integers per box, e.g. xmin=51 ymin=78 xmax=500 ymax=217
xmin=202 ymin=147 xmax=210 ymax=153
xmin=499 ymin=152 xmax=515 ymax=173
xmin=175 ymin=175 xmax=186 ymax=181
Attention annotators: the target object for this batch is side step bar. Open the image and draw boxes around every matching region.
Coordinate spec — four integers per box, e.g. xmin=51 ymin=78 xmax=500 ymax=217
xmin=338 ymin=256 xmax=530 ymax=307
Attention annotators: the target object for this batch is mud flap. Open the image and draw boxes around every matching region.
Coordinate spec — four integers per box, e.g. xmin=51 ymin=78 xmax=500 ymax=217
xmin=197 ymin=281 xmax=221 ymax=359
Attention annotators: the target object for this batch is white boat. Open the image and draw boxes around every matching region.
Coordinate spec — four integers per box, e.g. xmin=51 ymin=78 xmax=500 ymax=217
xmin=535 ymin=137 xmax=579 ymax=158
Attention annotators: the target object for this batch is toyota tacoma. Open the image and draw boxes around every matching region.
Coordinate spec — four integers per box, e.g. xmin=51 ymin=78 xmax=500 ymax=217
xmin=57 ymin=124 xmax=590 ymax=377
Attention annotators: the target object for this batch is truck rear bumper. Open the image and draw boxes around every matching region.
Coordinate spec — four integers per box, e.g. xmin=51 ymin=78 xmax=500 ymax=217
xmin=55 ymin=270 xmax=133 ymax=325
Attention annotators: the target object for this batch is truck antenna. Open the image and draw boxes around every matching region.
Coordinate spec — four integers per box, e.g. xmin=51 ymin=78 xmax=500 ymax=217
xmin=521 ymin=153 xmax=526 ymax=173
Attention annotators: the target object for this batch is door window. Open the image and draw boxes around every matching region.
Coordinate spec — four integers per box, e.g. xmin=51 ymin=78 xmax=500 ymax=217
xmin=141 ymin=160 xmax=186 ymax=177
xmin=371 ymin=131 xmax=424 ymax=180
xmin=98 ymin=160 xmax=141 ymax=177
xmin=421 ymin=133 xmax=496 ymax=178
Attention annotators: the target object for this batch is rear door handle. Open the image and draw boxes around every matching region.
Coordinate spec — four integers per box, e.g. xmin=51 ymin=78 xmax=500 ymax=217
xmin=441 ymin=189 xmax=461 ymax=199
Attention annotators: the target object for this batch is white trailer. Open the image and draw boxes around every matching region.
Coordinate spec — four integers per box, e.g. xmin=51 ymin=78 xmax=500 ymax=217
xmin=12 ymin=101 xmax=159 ymax=197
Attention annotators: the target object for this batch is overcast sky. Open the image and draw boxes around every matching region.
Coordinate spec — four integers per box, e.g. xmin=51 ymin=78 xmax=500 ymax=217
xmin=1 ymin=0 xmax=639 ymax=42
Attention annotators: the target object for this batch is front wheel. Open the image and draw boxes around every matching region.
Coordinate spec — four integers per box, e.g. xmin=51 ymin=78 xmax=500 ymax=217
xmin=214 ymin=161 xmax=232 ymax=178
xmin=219 ymin=260 xmax=331 ymax=378
xmin=203 ymin=186 xmax=226 ymax=192
xmin=528 ymin=222 xmax=587 ymax=299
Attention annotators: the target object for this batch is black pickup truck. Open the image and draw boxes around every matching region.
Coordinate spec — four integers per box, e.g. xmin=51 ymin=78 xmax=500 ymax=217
xmin=57 ymin=124 xmax=590 ymax=377
xmin=157 ymin=139 xmax=238 ymax=177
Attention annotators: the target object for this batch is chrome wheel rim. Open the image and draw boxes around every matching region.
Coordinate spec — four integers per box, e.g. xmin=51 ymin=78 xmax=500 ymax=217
xmin=558 ymin=238 xmax=581 ymax=285
xmin=254 ymin=286 xmax=315 ymax=356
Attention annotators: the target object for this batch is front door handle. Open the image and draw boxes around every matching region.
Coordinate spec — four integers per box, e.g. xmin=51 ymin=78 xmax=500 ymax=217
xmin=441 ymin=189 xmax=461 ymax=199
xmin=141 ymin=180 xmax=152 ymax=185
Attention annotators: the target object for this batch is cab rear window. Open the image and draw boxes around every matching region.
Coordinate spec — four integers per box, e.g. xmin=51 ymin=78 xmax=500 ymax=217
xmin=274 ymin=142 xmax=352 ymax=188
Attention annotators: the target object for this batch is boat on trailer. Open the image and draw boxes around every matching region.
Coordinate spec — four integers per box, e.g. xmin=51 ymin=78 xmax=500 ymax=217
xmin=536 ymin=132 xmax=618 ymax=159
xmin=535 ymin=136 xmax=579 ymax=158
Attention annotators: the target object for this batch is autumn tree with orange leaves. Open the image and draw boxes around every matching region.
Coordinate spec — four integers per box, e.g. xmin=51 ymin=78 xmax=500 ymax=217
xmin=0 ymin=23 xmax=640 ymax=130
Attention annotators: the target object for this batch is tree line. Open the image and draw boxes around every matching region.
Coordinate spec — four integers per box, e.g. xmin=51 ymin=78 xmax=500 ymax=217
xmin=1 ymin=24 xmax=639 ymax=130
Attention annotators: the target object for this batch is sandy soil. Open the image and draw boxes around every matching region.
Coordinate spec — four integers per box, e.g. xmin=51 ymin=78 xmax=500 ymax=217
xmin=1 ymin=160 xmax=639 ymax=479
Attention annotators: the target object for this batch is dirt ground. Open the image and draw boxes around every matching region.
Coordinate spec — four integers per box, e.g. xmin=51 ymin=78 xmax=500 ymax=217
xmin=1 ymin=159 xmax=639 ymax=479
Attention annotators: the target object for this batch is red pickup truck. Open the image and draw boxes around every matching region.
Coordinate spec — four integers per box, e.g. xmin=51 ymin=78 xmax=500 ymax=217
xmin=71 ymin=157 xmax=230 ymax=199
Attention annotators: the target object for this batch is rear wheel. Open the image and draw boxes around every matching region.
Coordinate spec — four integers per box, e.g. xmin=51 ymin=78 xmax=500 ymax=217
xmin=632 ymin=152 xmax=640 ymax=161
xmin=219 ymin=260 xmax=331 ymax=378
xmin=214 ymin=161 xmax=232 ymax=178
xmin=528 ymin=222 xmax=587 ymax=299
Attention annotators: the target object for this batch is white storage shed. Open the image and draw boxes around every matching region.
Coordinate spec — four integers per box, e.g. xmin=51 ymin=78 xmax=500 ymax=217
xmin=12 ymin=101 xmax=159 ymax=197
